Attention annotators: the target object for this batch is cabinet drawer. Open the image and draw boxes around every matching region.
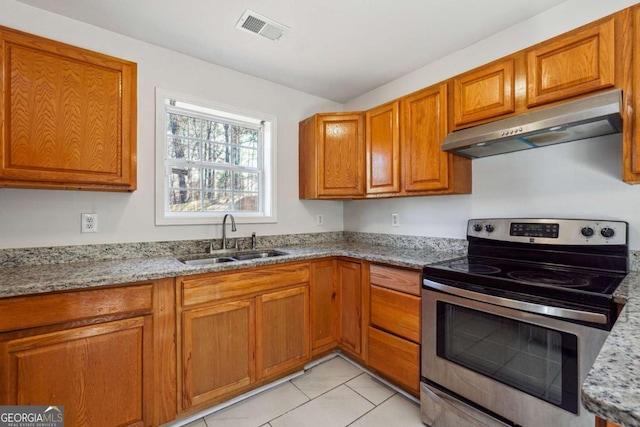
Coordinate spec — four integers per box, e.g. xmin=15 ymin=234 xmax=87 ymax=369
xmin=0 ymin=284 xmax=153 ymax=333
xmin=370 ymin=285 xmax=420 ymax=343
xmin=181 ymin=262 xmax=310 ymax=307
xmin=368 ymin=326 xmax=420 ymax=393
xmin=370 ymin=264 xmax=421 ymax=296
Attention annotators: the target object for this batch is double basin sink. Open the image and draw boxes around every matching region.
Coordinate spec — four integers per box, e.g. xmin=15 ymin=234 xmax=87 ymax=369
xmin=179 ymin=250 xmax=288 ymax=266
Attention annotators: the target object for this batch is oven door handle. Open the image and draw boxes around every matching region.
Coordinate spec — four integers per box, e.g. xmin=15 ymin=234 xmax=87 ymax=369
xmin=423 ymin=279 xmax=608 ymax=325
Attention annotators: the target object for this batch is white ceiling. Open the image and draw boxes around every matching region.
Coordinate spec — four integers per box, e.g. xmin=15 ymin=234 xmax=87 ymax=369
xmin=17 ymin=0 xmax=567 ymax=103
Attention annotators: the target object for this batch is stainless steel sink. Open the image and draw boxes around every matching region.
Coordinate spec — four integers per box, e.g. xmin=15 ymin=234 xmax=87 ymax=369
xmin=179 ymin=250 xmax=287 ymax=265
xmin=232 ymin=250 xmax=288 ymax=261
xmin=181 ymin=256 xmax=236 ymax=266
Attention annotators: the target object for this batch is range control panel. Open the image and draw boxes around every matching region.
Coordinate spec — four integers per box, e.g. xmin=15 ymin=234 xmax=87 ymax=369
xmin=467 ymin=218 xmax=628 ymax=245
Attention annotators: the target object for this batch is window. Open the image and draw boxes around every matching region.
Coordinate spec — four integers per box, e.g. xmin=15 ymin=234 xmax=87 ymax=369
xmin=155 ymin=89 xmax=276 ymax=225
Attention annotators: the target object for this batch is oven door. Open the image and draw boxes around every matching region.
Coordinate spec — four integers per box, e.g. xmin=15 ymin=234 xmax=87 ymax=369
xmin=421 ymin=279 xmax=609 ymax=427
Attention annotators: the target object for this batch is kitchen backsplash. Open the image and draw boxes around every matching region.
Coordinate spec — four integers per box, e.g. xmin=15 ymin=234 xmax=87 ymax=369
xmin=0 ymin=232 xmax=638 ymax=271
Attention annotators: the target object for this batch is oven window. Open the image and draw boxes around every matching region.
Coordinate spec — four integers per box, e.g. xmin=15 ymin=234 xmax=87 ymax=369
xmin=436 ymin=302 xmax=578 ymax=413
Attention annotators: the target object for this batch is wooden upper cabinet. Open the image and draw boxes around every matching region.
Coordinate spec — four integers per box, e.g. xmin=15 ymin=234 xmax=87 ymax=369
xmin=365 ymin=101 xmax=400 ymax=194
xmin=626 ymin=6 xmax=640 ymax=183
xmin=401 ymin=83 xmax=450 ymax=192
xmin=526 ymin=18 xmax=615 ymax=107
xmin=299 ymin=112 xmax=365 ymax=199
xmin=453 ymin=58 xmax=515 ymax=127
xmin=0 ymin=26 xmax=137 ymax=191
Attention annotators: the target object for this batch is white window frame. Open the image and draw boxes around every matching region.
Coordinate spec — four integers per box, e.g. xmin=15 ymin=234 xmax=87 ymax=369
xmin=155 ymin=88 xmax=277 ymax=225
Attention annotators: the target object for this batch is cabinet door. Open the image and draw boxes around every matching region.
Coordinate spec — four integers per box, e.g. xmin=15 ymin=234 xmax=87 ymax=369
xmin=453 ymin=58 xmax=515 ymax=127
xmin=256 ymin=286 xmax=310 ymax=379
xmin=626 ymin=7 xmax=640 ymax=183
xmin=317 ymin=114 xmax=365 ymax=197
xmin=0 ymin=317 xmax=152 ymax=427
xmin=338 ymin=260 xmax=362 ymax=356
xmin=366 ymin=101 xmax=400 ymax=194
xmin=0 ymin=27 xmax=137 ymax=191
xmin=401 ymin=84 xmax=450 ymax=192
xmin=182 ymin=300 xmax=254 ymax=408
xmin=368 ymin=326 xmax=420 ymax=395
xmin=310 ymin=260 xmax=338 ymax=352
xmin=527 ymin=18 xmax=615 ymax=107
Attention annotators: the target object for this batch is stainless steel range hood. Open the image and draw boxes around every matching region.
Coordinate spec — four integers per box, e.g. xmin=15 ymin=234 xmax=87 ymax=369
xmin=442 ymin=89 xmax=623 ymax=158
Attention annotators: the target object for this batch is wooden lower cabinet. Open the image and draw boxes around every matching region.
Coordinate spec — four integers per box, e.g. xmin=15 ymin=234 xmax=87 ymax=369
xmin=368 ymin=326 xmax=420 ymax=394
xmin=595 ymin=418 xmax=622 ymax=427
xmin=177 ymin=263 xmax=311 ymax=413
xmin=182 ymin=300 xmax=255 ymax=408
xmin=338 ymin=260 xmax=363 ymax=357
xmin=0 ymin=279 xmax=175 ymax=427
xmin=256 ymin=286 xmax=310 ymax=379
xmin=367 ymin=264 xmax=421 ymax=395
xmin=310 ymin=259 xmax=338 ymax=354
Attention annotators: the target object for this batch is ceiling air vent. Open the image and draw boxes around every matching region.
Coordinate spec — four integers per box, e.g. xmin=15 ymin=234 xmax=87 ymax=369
xmin=235 ymin=9 xmax=290 ymax=42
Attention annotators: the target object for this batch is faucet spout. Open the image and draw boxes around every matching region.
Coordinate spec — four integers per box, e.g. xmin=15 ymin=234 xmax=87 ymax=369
xmin=222 ymin=213 xmax=237 ymax=250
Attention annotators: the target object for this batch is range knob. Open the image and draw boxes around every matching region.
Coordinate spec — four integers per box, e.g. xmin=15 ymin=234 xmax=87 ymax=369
xmin=600 ymin=227 xmax=615 ymax=238
xmin=581 ymin=227 xmax=594 ymax=237
xmin=473 ymin=224 xmax=483 ymax=232
xmin=485 ymin=224 xmax=495 ymax=233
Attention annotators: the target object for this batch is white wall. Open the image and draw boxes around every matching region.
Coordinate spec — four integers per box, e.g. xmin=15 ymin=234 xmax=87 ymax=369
xmin=343 ymin=0 xmax=640 ymax=250
xmin=0 ymin=0 xmax=343 ymax=249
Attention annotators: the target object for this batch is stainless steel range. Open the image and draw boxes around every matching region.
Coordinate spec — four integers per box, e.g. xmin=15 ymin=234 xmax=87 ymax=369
xmin=421 ymin=218 xmax=628 ymax=427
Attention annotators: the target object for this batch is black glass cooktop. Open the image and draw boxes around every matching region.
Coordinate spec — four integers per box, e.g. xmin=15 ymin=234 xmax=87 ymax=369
xmin=423 ymin=255 xmax=625 ymax=308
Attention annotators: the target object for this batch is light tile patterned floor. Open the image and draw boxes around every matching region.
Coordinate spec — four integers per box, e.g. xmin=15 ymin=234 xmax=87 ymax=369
xmin=180 ymin=356 xmax=424 ymax=427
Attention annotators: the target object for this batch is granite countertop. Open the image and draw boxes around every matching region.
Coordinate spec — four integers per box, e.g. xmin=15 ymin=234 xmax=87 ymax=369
xmin=0 ymin=241 xmax=464 ymax=299
xmin=582 ymin=271 xmax=640 ymax=427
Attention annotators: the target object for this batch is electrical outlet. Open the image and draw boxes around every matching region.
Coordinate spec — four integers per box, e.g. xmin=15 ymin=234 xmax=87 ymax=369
xmin=391 ymin=213 xmax=400 ymax=227
xmin=316 ymin=213 xmax=324 ymax=226
xmin=81 ymin=213 xmax=98 ymax=233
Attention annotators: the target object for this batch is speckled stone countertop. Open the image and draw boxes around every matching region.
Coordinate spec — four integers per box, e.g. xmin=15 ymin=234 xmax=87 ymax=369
xmin=0 ymin=240 xmax=465 ymax=299
xmin=582 ymin=271 xmax=640 ymax=427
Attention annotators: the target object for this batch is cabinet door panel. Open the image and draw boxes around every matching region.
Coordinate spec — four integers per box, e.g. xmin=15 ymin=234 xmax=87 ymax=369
xmin=527 ymin=18 xmax=615 ymax=107
xmin=338 ymin=261 xmax=362 ymax=355
xmin=453 ymin=59 xmax=515 ymax=126
xmin=182 ymin=300 xmax=254 ymax=408
xmin=366 ymin=102 xmax=400 ymax=194
xmin=402 ymin=84 xmax=449 ymax=192
xmin=0 ymin=27 xmax=136 ymax=191
xmin=318 ymin=114 xmax=365 ymax=197
xmin=256 ymin=286 xmax=309 ymax=379
xmin=310 ymin=260 xmax=338 ymax=351
xmin=0 ymin=317 xmax=150 ymax=427
xmin=627 ymin=7 xmax=640 ymax=182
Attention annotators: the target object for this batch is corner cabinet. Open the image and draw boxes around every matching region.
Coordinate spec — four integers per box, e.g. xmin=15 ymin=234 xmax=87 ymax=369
xmin=0 ymin=26 xmax=137 ymax=191
xmin=177 ymin=262 xmax=310 ymax=412
xmin=299 ymin=113 xmax=365 ymax=199
xmin=0 ymin=280 xmax=176 ymax=427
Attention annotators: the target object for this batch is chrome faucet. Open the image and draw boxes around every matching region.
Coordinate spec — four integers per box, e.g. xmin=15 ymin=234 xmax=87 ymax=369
xmin=221 ymin=213 xmax=237 ymax=250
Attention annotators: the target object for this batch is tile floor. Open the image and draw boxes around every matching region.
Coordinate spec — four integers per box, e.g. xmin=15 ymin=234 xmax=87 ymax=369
xmin=180 ymin=356 xmax=424 ymax=427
